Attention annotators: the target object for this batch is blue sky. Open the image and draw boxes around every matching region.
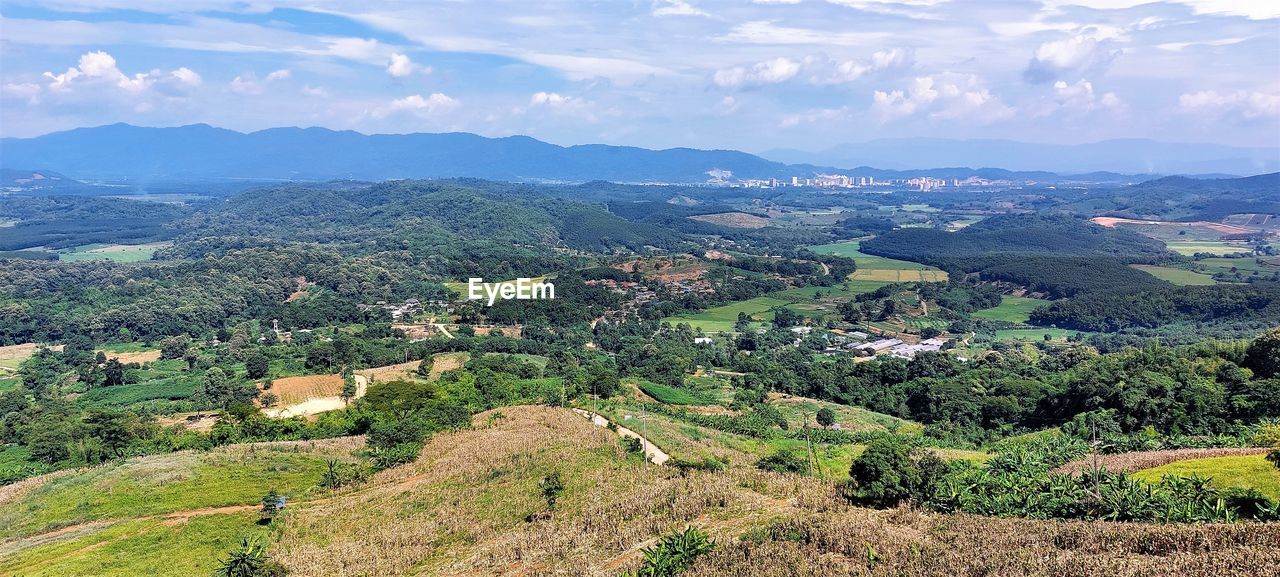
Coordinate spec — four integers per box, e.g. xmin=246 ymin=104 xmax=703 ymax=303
xmin=1 ymin=0 xmax=1277 ymax=152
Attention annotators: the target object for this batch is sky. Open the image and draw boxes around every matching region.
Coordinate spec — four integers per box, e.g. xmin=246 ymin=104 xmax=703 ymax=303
xmin=1 ymin=0 xmax=1278 ymax=152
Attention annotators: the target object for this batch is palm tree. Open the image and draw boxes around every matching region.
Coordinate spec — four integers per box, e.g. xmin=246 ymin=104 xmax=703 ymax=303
xmin=214 ymin=538 xmax=266 ymax=577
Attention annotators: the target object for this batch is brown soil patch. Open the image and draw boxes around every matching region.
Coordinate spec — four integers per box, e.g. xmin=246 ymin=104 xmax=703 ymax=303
xmin=265 ymin=374 xmax=343 ymax=406
xmin=101 ymin=349 xmax=162 ymax=364
xmin=357 ymin=361 xmax=421 ymax=383
xmin=0 ymin=343 xmax=63 ymax=362
xmin=155 ymin=413 xmax=220 ymax=432
xmin=689 ymin=212 xmax=770 ymax=229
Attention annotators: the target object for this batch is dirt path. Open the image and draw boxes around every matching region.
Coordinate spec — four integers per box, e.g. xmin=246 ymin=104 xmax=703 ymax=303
xmin=264 ymin=375 xmax=367 ymax=418
xmin=434 ymin=323 xmax=455 ymax=339
xmin=571 ymin=408 xmax=669 ymax=466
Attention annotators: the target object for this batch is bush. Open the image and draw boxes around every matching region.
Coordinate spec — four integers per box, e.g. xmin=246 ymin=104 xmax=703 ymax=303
xmin=623 ymin=526 xmax=714 ymax=577
xmin=847 ymin=437 xmax=918 ymax=508
xmin=816 ymin=407 xmax=836 ymax=427
xmin=755 ymin=447 xmax=809 ymax=474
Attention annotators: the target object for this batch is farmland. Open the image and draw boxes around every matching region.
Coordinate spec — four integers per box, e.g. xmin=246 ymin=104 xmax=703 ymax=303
xmin=1133 ymin=454 xmax=1280 ymax=500
xmin=1131 ymin=264 xmax=1217 ymax=286
xmin=55 ymin=242 xmax=170 ymax=263
xmin=808 ymin=239 xmax=948 ymax=282
xmin=661 ymin=295 xmax=789 ymax=333
xmin=972 ymin=295 xmax=1052 ymax=323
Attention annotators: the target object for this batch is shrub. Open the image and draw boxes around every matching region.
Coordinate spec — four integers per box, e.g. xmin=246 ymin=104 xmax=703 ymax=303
xmin=847 ymin=437 xmax=918 ymax=508
xmin=816 ymin=407 xmax=836 ymax=427
xmin=755 ymin=447 xmax=809 ymax=475
xmin=623 ymin=526 xmax=714 ymax=577
xmin=539 ymin=472 xmax=565 ymax=510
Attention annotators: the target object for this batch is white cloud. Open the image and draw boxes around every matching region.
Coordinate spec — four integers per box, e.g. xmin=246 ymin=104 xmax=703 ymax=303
xmin=375 ymin=92 xmax=460 ymax=117
xmin=301 ymin=85 xmax=330 ymax=98
xmin=170 ymin=67 xmax=202 ymax=87
xmin=386 ymin=53 xmax=414 ymax=77
xmin=1046 ymin=1 xmax=1280 ymax=21
xmin=1179 ymin=90 xmax=1280 ymax=119
xmin=722 ymin=20 xmax=887 ymax=46
xmin=1029 ymin=78 xmax=1123 ymax=117
xmin=653 ymin=0 xmax=708 ymax=17
xmin=780 ymin=106 xmax=848 ymax=127
xmin=530 ymin=91 xmax=571 ymax=107
xmin=229 ymin=69 xmax=290 ymax=95
xmin=814 ymin=48 xmax=913 ymax=84
xmin=717 ymin=95 xmax=739 ymax=115
xmin=2 ymin=82 xmax=42 ymax=105
xmin=1156 ymin=37 xmax=1249 ymax=51
xmin=324 ymin=37 xmax=380 ymax=60
xmin=873 ymin=74 xmax=1013 ymax=124
xmin=1024 ymin=34 xmax=1122 ymax=83
xmin=713 ymin=57 xmax=801 ymax=89
xmin=43 ymin=50 xmax=155 ymax=93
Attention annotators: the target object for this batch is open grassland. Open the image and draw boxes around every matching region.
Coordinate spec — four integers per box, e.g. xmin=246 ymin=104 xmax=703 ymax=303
xmin=808 ymin=239 xmax=948 ymax=283
xmin=5 ymin=407 xmax=1277 ymax=576
xmin=973 ymin=295 xmax=1052 ymax=323
xmin=993 ymin=328 xmax=1088 ymax=342
xmin=769 ymin=395 xmax=921 ymax=435
xmin=0 ymin=439 xmax=363 ymax=540
xmin=98 ymin=348 xmax=163 ymax=364
xmin=1196 ymin=256 xmax=1280 ymax=277
xmin=56 ymin=242 xmax=170 ymax=263
xmin=635 ymin=380 xmax=716 ymax=406
xmin=1131 ymin=264 xmax=1217 ymax=286
xmin=1133 ymin=455 xmax=1280 ymax=500
xmin=771 ymin=279 xmax=892 ymax=300
xmin=1165 ymin=240 xmax=1258 ymax=256
xmin=662 ymin=296 xmax=789 ymax=333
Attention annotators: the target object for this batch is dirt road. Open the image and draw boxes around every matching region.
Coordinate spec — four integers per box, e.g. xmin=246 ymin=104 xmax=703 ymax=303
xmin=571 ymin=408 xmax=669 ymax=465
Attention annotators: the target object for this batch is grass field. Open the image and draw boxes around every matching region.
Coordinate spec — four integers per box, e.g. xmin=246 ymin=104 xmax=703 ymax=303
xmin=1131 ymin=264 xmax=1217 ymax=286
xmin=1164 ymin=240 xmax=1256 ymax=256
xmin=1132 ymin=455 xmax=1280 ymax=500
xmin=808 ymin=240 xmax=947 ymax=283
xmin=56 ymin=242 xmax=169 ymax=263
xmin=79 ymin=378 xmax=198 ymax=405
xmin=973 ymin=296 xmax=1052 ymax=323
xmin=770 ymin=395 xmax=920 ymax=434
xmin=1195 ymin=256 xmax=1280 ymax=277
xmin=662 ymin=295 xmax=789 ymax=333
xmin=992 ymin=328 xmax=1086 ymax=342
xmin=635 ymin=380 xmax=715 ymax=406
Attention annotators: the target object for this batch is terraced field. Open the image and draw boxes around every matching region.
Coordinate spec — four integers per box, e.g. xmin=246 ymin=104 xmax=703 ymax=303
xmin=1132 ymin=454 xmax=1280 ymax=500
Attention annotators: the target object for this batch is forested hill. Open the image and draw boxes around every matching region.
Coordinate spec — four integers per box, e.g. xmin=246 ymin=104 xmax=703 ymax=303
xmin=1102 ymin=172 xmax=1280 ymax=220
xmin=188 ymin=179 xmax=686 ymax=253
xmin=860 ymin=215 xmax=1168 ymax=261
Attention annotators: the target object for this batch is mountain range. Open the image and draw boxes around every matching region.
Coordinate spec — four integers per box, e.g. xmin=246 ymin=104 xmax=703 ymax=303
xmin=761 ymin=138 xmax=1279 ymax=176
xmin=2 ymin=124 xmax=1274 ymax=184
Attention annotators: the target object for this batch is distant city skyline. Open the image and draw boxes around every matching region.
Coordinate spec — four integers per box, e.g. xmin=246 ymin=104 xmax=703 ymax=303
xmin=1 ymin=0 xmax=1277 ymax=151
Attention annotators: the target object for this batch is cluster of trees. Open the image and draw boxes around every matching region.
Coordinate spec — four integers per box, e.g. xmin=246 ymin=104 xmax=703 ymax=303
xmin=1030 ymin=283 xmax=1280 ymax=332
xmin=846 ymin=433 xmax=1279 ymax=523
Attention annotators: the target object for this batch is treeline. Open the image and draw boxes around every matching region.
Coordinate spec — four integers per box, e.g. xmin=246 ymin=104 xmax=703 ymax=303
xmin=1031 ymin=283 xmax=1280 ymax=331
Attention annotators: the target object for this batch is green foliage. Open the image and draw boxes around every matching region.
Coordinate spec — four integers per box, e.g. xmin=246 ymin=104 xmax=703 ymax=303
xmin=755 ymin=447 xmax=809 ymax=475
xmin=847 ymin=437 xmax=920 ymax=507
xmin=539 ymin=472 xmax=565 ymax=510
xmin=623 ymin=526 xmax=714 ymax=577
xmin=816 ymin=407 xmax=836 ymax=427
xmin=636 ymin=381 xmax=713 ymax=406
xmin=213 ymin=537 xmax=287 ymax=577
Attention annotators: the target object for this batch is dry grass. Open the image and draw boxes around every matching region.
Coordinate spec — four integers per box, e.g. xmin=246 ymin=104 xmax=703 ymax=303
xmin=100 ymin=349 xmax=162 ymax=364
xmin=356 ymin=361 xmax=421 ymax=383
xmin=1055 ymin=448 xmax=1272 ymax=476
xmin=689 ymin=212 xmax=770 ymax=229
xmin=271 ymin=406 xmax=1280 ymax=577
xmin=266 ymin=374 xmax=344 ymax=406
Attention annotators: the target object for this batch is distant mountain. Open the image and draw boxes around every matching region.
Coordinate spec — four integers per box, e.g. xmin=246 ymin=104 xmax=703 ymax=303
xmin=761 ymin=138 xmax=1280 ymax=176
xmin=2 ymin=124 xmax=1233 ymax=186
xmin=1 ymin=124 xmax=806 ymax=184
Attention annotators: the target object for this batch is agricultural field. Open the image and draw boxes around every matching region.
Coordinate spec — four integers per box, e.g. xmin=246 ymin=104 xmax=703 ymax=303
xmin=991 ymin=327 xmax=1087 ymax=342
xmin=972 ymin=295 xmax=1052 ymax=323
xmin=634 ymin=380 xmax=716 ymax=406
xmin=1165 ymin=240 xmax=1258 ymax=256
xmin=1132 ymin=454 xmax=1280 ymax=500
xmin=55 ymin=242 xmax=170 ymax=263
xmin=265 ymin=374 xmax=344 ymax=406
xmin=770 ymin=395 xmax=921 ymax=435
xmin=808 ymin=239 xmax=948 ymax=283
xmin=661 ymin=295 xmax=789 ymax=333
xmin=688 ymin=211 xmax=770 ymax=229
xmin=1194 ymin=255 xmax=1280 ymax=278
xmin=1131 ymin=264 xmax=1217 ymax=286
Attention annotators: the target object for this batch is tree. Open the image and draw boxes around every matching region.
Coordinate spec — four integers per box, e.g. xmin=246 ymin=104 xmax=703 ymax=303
xmin=259 ymin=392 xmax=279 ymax=408
xmin=1244 ymin=328 xmax=1280 ymax=379
xmin=102 ymin=358 xmax=125 ymax=387
xmin=416 ymin=354 xmax=436 ymax=377
xmin=847 ymin=437 xmax=918 ymax=508
xmin=260 ymin=490 xmax=284 ymax=518
xmin=159 ymin=336 xmax=189 ymax=360
xmin=341 ymin=370 xmax=358 ymax=405
xmin=539 ymin=472 xmax=565 ymax=510
xmin=244 ymin=351 xmax=269 ymax=380
xmin=816 ymin=407 xmax=836 ymax=428
xmin=197 ymin=367 xmax=255 ymax=409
